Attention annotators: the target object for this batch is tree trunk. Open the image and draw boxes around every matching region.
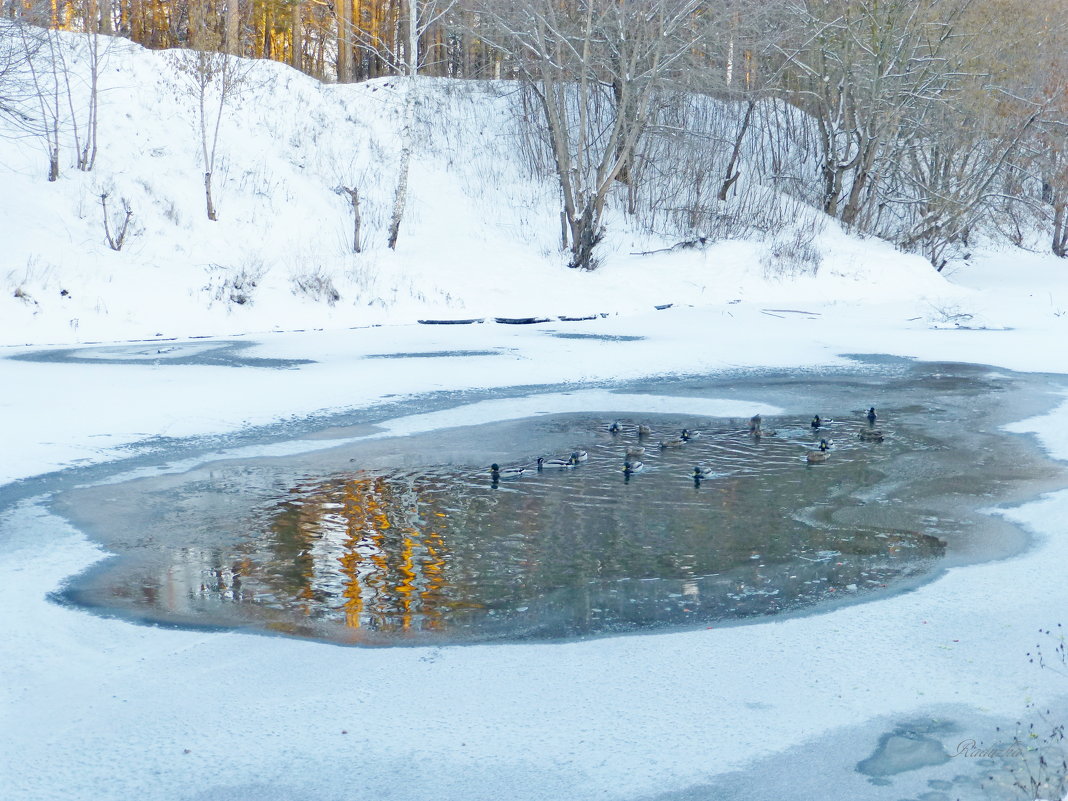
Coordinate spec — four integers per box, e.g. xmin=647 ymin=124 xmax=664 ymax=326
xmin=718 ymin=99 xmax=755 ymax=201
xmin=387 ymin=0 xmax=419 ymax=250
xmin=388 ymin=93 xmax=414 ymax=249
xmin=1054 ymin=199 xmax=1067 ymax=258
xmin=204 ymin=172 xmax=217 ymax=221
xmin=291 ymin=1 xmax=302 ymax=71
xmin=568 ymin=203 xmax=604 ymax=270
xmin=225 ymin=0 xmax=240 ymax=55
xmin=340 ymin=186 xmax=362 ymax=253
xmin=337 ymin=0 xmax=352 ymax=83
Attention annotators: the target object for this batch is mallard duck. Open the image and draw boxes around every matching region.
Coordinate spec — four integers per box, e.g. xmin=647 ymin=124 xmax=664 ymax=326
xmin=623 ymin=460 xmax=644 ymax=475
xmin=811 ymin=415 xmax=823 ymax=430
xmin=693 ymin=465 xmax=716 ymax=479
xmin=637 ymin=424 xmax=652 ymax=437
xmin=490 ymin=463 xmax=525 ymax=477
xmin=681 ymin=428 xmax=700 ymax=440
xmin=571 ymin=450 xmax=589 ymax=462
xmin=858 ymin=428 xmax=884 ymax=442
xmin=659 ymin=436 xmax=687 ymax=448
xmin=806 ymin=439 xmax=831 ymax=463
xmin=609 ymin=420 xmax=623 ymax=434
xmin=748 ymin=414 xmax=762 ymax=433
xmin=626 ymin=445 xmax=646 ymax=457
xmin=867 ymin=406 xmax=877 ymax=424
xmin=538 ymin=455 xmax=577 ymax=468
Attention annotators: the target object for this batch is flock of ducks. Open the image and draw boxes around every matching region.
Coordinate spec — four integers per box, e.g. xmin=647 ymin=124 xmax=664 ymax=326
xmin=490 ymin=407 xmax=886 ymax=484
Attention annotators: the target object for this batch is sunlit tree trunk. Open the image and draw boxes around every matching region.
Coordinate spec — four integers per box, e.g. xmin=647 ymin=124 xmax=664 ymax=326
xmin=291 ymin=0 xmax=302 ymax=71
xmin=337 ymin=0 xmax=352 ymax=82
xmin=225 ymin=0 xmax=240 ymax=55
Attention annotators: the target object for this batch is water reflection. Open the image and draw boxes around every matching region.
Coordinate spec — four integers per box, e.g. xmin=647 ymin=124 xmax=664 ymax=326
xmin=115 ymin=415 xmax=945 ymax=643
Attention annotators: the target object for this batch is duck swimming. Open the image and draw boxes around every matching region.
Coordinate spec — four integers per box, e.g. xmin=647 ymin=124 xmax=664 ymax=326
xmin=806 ymin=439 xmax=831 ymax=463
xmin=490 ymin=463 xmax=526 ymax=477
xmin=538 ymin=455 xmax=578 ymax=468
xmin=749 ymin=414 xmax=762 ymax=433
xmin=858 ymin=428 xmax=884 ymax=442
xmin=623 ymin=460 xmax=644 ymax=475
xmin=571 ymin=450 xmax=589 ymax=462
xmin=637 ymin=424 xmax=652 ymax=436
xmin=626 ymin=445 xmax=646 ymax=457
xmin=867 ymin=407 xmax=877 ymax=424
xmin=659 ymin=436 xmax=686 ymax=448
xmin=811 ymin=415 xmax=823 ymax=430
xmin=609 ymin=420 xmax=623 ymax=434
xmin=680 ymin=428 xmax=700 ymax=440
xmin=693 ymin=465 xmax=716 ymax=479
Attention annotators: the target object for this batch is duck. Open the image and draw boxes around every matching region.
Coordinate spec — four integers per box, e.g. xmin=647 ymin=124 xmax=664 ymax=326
xmin=680 ymin=428 xmax=700 ymax=441
xmin=490 ymin=463 xmax=525 ymax=477
xmin=609 ymin=420 xmax=623 ymax=434
xmin=693 ymin=465 xmax=716 ymax=479
xmin=571 ymin=450 xmax=589 ymax=462
xmin=867 ymin=406 xmax=878 ymax=424
xmin=538 ymin=455 xmax=578 ymax=468
xmin=626 ymin=445 xmax=646 ymax=457
xmin=659 ymin=436 xmax=687 ymax=448
xmin=806 ymin=439 xmax=831 ymax=463
xmin=637 ymin=424 xmax=652 ymax=437
xmin=623 ymin=460 xmax=644 ymax=475
xmin=811 ymin=415 xmax=823 ymax=430
xmin=858 ymin=428 xmax=884 ymax=442
xmin=748 ymin=414 xmax=762 ymax=433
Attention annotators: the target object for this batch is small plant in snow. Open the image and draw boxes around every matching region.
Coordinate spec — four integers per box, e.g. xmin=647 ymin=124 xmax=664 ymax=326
xmin=203 ymin=260 xmax=266 ymax=308
xmin=291 ymin=267 xmax=340 ymax=305
xmin=12 ymin=286 xmax=38 ymax=308
xmin=926 ymin=301 xmax=975 ymax=326
xmin=998 ymin=627 xmax=1068 ymax=801
xmin=761 ymin=226 xmax=823 ymax=280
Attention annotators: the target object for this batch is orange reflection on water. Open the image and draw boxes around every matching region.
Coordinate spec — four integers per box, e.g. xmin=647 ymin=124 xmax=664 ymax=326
xmin=257 ymin=472 xmax=455 ymax=634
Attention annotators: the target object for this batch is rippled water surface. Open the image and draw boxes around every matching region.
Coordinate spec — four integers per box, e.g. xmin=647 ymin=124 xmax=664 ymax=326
xmin=61 ymin=416 xmax=955 ymax=644
xmin=51 ymin=360 xmax=1062 ymax=645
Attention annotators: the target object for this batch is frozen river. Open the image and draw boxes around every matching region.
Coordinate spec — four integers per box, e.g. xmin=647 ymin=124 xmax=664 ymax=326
xmin=45 ymin=358 xmax=1056 ymax=649
xmin=4 ymin=321 xmax=1068 ymax=801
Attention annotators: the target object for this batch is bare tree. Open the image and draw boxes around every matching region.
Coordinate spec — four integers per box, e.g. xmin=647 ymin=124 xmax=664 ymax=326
xmin=338 ymin=0 xmax=454 ymax=249
xmin=57 ymin=16 xmax=111 ymax=172
xmin=483 ymin=0 xmax=700 ymax=270
xmin=334 ymin=184 xmax=363 ymax=253
xmin=894 ymin=99 xmax=1042 ymax=269
xmin=173 ymin=8 xmax=250 ymax=221
xmin=1001 ymin=0 xmax=1068 ymax=258
xmin=0 ymin=17 xmax=41 ymax=132
xmin=779 ymin=0 xmax=983 ymax=230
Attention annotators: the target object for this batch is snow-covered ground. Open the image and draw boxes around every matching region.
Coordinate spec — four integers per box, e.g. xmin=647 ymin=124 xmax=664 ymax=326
xmin=4 ymin=268 xmax=1068 ymax=800
xmin=5 ymin=29 xmax=1068 ymax=801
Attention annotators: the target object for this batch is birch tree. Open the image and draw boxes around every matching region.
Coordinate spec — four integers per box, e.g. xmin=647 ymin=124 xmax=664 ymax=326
xmin=339 ymin=0 xmax=453 ymax=249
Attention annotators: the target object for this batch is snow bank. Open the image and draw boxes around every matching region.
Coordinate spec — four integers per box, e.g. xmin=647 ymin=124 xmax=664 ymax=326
xmin=3 ymin=31 xmax=958 ymax=348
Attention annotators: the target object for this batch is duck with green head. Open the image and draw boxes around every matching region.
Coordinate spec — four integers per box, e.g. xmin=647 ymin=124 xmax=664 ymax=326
xmin=806 ymin=439 xmax=831 ymax=463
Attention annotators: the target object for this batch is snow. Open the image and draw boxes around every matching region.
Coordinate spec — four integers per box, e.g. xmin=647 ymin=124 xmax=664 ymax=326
xmin=3 ymin=29 xmax=1068 ymax=801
